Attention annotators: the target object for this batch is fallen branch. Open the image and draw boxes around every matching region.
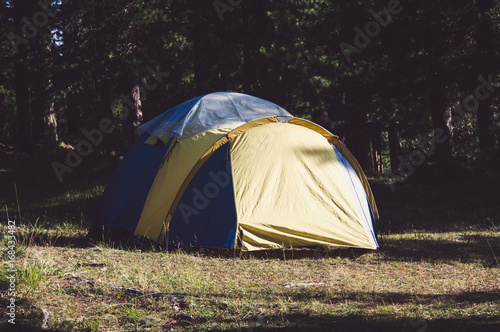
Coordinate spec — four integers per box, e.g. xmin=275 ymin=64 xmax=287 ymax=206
xmin=283 ymin=282 xmax=327 ymax=288
xmin=486 ymin=239 xmax=500 ymax=268
xmin=62 ymin=274 xmax=184 ymax=301
xmin=32 ymin=305 xmax=50 ymax=330
xmin=77 ymin=262 xmax=109 ymax=267
xmin=61 ymin=274 xmax=226 ymax=305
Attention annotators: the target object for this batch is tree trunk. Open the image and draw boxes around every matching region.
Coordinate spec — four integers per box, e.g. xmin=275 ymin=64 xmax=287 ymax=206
xmin=61 ymin=2 xmax=80 ymax=139
xmin=13 ymin=1 xmax=32 ymax=151
xmin=92 ymin=0 xmax=113 ymax=121
xmin=372 ymin=128 xmax=383 ymax=173
xmin=347 ymin=111 xmax=371 ymax=170
xmin=66 ymin=91 xmax=80 ymax=138
xmin=33 ymin=75 xmax=58 ymax=143
xmin=388 ymin=118 xmax=401 ymax=173
xmin=429 ymin=63 xmax=456 ymax=175
xmin=192 ymin=4 xmax=212 ymax=96
xmin=122 ymin=83 xmax=142 ymax=150
xmin=242 ymin=8 xmax=254 ymax=94
xmin=476 ymin=0 xmax=498 ymax=156
xmin=96 ymin=81 xmax=112 ymax=119
xmin=242 ymin=0 xmax=268 ymax=95
xmin=45 ymin=96 xmax=58 ymax=142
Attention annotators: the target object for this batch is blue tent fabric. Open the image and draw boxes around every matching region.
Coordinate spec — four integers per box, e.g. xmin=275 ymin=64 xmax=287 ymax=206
xmin=91 ymin=133 xmax=173 ymax=232
xmin=168 ymin=143 xmax=237 ymax=248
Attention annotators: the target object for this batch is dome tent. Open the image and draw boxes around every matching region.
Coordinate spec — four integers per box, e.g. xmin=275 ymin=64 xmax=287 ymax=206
xmin=90 ymin=92 xmax=379 ymax=251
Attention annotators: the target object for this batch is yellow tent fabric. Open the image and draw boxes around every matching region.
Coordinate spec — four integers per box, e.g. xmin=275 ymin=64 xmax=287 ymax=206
xmin=230 ymin=122 xmax=377 ymax=251
xmin=288 ymin=117 xmax=379 ymax=220
xmin=134 ymin=128 xmax=232 ymax=242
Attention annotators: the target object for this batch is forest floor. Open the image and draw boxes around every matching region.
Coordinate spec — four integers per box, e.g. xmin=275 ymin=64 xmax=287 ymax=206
xmin=1 ymin=154 xmax=499 ymax=331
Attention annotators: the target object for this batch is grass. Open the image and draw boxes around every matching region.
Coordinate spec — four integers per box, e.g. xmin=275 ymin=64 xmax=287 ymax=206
xmin=0 ymin=157 xmax=499 ymax=331
xmin=1 ymin=239 xmax=499 ymax=331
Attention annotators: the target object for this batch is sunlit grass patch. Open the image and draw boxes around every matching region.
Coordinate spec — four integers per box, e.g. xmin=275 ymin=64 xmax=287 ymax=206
xmin=18 ymin=259 xmax=62 ymax=296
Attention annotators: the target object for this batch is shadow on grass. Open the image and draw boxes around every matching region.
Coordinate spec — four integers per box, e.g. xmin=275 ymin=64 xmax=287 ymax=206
xmin=371 ymin=178 xmax=500 ymax=234
xmin=2 ymin=188 xmax=103 ymax=228
xmin=163 ymin=246 xmax=375 ymax=260
xmin=26 ymin=230 xmax=498 ymax=265
xmin=5 ymin=315 xmax=500 ymax=332
xmin=0 ymin=153 xmax=116 ymax=225
xmin=282 ymin=290 xmax=500 ymax=306
xmin=0 ymin=324 xmax=62 ymax=332
xmin=0 ymin=297 xmax=64 ymax=332
xmin=4 ymin=312 xmax=500 ymax=332
xmin=158 ymin=231 xmax=500 ymax=266
xmin=201 ymin=312 xmax=500 ymax=332
xmin=179 ymin=282 xmax=500 ymax=306
xmin=3 ymin=290 xmax=499 ymax=332
xmin=380 ymin=234 xmax=500 ymax=267
xmin=18 ymin=196 xmax=102 ymax=226
xmin=18 ymin=233 xmax=94 ymax=249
